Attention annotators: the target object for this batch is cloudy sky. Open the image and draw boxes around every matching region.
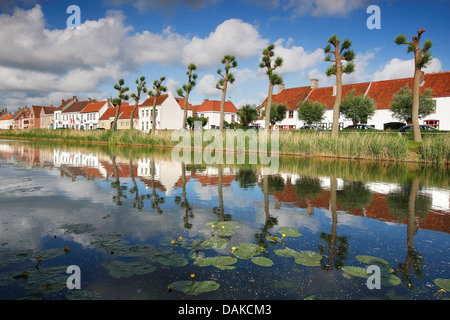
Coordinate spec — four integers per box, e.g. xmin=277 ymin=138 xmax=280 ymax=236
xmin=0 ymin=0 xmax=448 ymax=111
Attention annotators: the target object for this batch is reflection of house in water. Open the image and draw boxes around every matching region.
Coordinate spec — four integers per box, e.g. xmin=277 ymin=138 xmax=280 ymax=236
xmin=268 ymin=173 xmax=450 ymax=234
xmin=137 ymin=159 xmax=187 ymax=196
xmin=53 ymin=150 xmax=108 ymax=180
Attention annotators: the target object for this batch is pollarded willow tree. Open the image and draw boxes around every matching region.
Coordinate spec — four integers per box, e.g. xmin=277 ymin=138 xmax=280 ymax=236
xmin=112 ymin=79 xmax=129 ymax=131
xmin=216 ymin=55 xmax=237 ymax=132
xmin=324 ymin=35 xmax=355 ymax=137
xmin=259 ymin=44 xmax=283 ymax=131
xmin=177 ymin=63 xmax=198 ymax=130
xmin=149 ymin=76 xmax=167 ymax=135
xmin=130 ymin=76 xmax=147 ymax=130
xmin=395 ymin=29 xmax=433 ymax=142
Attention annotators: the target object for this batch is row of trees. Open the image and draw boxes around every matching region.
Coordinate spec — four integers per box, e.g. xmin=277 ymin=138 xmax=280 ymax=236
xmin=111 ymin=29 xmax=432 ymax=141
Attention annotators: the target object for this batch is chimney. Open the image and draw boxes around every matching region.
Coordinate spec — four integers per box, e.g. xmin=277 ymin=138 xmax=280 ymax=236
xmin=277 ymin=83 xmax=285 ymax=93
xmin=61 ymin=99 xmax=65 ymax=104
xmin=310 ymin=79 xmax=319 ymax=89
xmin=73 ymin=96 xmax=78 ymax=102
xmin=332 ymin=84 xmax=337 ymax=96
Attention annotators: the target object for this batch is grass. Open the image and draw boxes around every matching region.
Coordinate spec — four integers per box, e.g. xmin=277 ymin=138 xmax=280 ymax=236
xmin=0 ymin=128 xmax=448 ymax=164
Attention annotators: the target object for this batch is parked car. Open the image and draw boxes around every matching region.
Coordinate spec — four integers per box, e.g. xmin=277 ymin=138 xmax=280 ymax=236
xmin=298 ymin=125 xmax=320 ymax=130
xmin=343 ymin=124 xmax=375 ymax=130
xmin=244 ymin=125 xmax=263 ymax=130
xmin=384 ymin=122 xmax=405 ymax=130
xmin=398 ymin=125 xmax=437 ymax=132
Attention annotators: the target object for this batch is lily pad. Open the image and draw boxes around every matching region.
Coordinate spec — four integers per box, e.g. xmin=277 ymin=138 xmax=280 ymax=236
xmin=266 ymin=235 xmax=282 ymax=243
xmin=102 ymin=260 xmax=156 ymax=278
xmin=194 ymin=256 xmax=237 ymax=268
xmin=274 ymin=247 xmax=299 ymax=258
xmin=32 ymin=248 xmax=66 ymax=260
xmin=206 ymin=221 xmax=240 ymax=237
xmin=294 ymin=251 xmax=322 ymax=267
xmin=278 ymin=227 xmax=301 ymax=238
xmin=251 ymin=257 xmax=274 ymax=267
xmin=190 ymin=238 xmax=229 ymax=250
xmin=155 ymin=251 xmax=188 ymax=267
xmin=169 ymin=280 xmax=220 ymax=296
xmin=356 ymin=255 xmax=389 ymax=266
xmin=341 ymin=265 xmax=401 ymax=286
xmin=232 ymin=243 xmax=264 ymax=260
xmin=434 ymin=278 xmax=450 ymax=292
xmin=61 ymin=223 xmax=97 ymax=235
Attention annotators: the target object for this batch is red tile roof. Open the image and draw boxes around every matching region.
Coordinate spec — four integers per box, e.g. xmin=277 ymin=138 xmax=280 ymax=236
xmin=81 ymin=101 xmax=108 ymax=113
xmin=99 ymin=107 xmax=117 ymax=120
xmin=194 ymin=100 xmax=238 ymax=113
xmin=42 ymin=106 xmax=58 ymax=115
xmin=119 ymin=105 xmax=139 ymax=119
xmin=259 ymin=71 xmax=450 ymax=111
xmin=141 ymin=95 xmax=169 ymax=107
xmin=62 ymin=100 xmax=90 ymax=113
xmin=0 ymin=114 xmax=12 ymax=121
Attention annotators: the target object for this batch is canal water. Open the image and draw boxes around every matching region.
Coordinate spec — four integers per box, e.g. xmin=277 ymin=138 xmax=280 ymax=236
xmin=0 ymin=139 xmax=448 ymax=300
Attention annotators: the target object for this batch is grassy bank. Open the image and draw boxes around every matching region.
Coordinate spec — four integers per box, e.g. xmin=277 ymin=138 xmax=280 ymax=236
xmin=0 ymin=129 xmax=448 ymax=164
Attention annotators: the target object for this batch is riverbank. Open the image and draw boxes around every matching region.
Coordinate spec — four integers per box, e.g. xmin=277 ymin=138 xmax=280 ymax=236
xmin=0 ymin=129 xmax=448 ymax=165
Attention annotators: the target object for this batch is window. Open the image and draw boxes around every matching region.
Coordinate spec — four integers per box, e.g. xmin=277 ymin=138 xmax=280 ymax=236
xmin=288 ymin=110 xmax=294 ymax=118
xmin=424 ymin=119 xmax=439 ymax=129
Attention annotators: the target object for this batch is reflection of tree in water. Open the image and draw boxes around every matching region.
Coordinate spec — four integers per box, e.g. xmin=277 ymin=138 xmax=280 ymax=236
xmin=294 ymin=176 xmax=323 ymax=215
xmin=235 ymin=169 xmax=258 ymax=189
xmin=319 ymin=176 xmax=349 ymax=271
xmin=149 ymin=158 xmax=164 ymax=214
xmin=110 ymin=155 xmax=127 ymax=206
xmin=212 ymin=166 xmax=232 ymax=222
xmin=129 ymin=159 xmax=144 ymax=211
xmin=387 ymin=178 xmax=430 ymax=288
xmin=255 ymin=175 xmax=279 ymax=249
xmin=174 ymin=162 xmax=193 ymax=229
xmin=336 ymin=181 xmax=372 ymax=211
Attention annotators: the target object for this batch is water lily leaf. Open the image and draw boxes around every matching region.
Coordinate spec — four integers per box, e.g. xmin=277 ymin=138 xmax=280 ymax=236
xmin=102 ymin=260 xmax=156 ymax=278
xmin=274 ymin=281 xmax=293 ymax=289
xmin=191 ymin=238 xmax=229 ymax=250
xmin=274 ymin=247 xmax=299 ymax=258
xmin=341 ymin=266 xmax=369 ymax=278
xmin=434 ymin=278 xmax=450 ymax=292
xmin=294 ymin=251 xmax=322 ymax=267
xmin=278 ymin=227 xmax=301 ymax=238
xmin=61 ymin=223 xmax=96 ymax=235
xmin=356 ymin=255 xmax=389 ymax=266
xmin=251 ymin=257 xmax=274 ymax=267
xmin=66 ymin=290 xmax=101 ymax=300
xmin=341 ymin=266 xmax=401 ymax=286
xmin=194 ymin=256 xmax=237 ymax=268
xmin=233 ymin=243 xmax=264 ymax=260
xmin=169 ymin=280 xmax=220 ymax=296
xmin=267 ymin=235 xmax=282 ymax=243
xmin=32 ymin=248 xmax=66 ymax=260
xmin=206 ymin=221 xmax=240 ymax=237
xmin=155 ymin=251 xmax=188 ymax=267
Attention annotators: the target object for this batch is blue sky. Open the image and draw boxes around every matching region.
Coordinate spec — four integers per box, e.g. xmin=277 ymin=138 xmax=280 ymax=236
xmin=0 ymin=0 xmax=448 ymax=111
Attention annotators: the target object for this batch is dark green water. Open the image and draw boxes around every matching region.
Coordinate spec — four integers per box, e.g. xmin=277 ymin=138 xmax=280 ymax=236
xmin=0 ymin=139 xmax=448 ymax=300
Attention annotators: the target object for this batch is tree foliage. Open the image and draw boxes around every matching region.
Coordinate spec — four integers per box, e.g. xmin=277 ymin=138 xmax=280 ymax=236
xmin=262 ymin=102 xmax=287 ymax=126
xmin=237 ymin=104 xmax=258 ymax=128
xmin=149 ymin=76 xmax=167 ymax=134
xmin=339 ymin=89 xmax=376 ymax=124
xmin=112 ymin=79 xmax=129 ymax=131
xmin=297 ymin=99 xmax=326 ymax=125
xmin=177 ymin=63 xmax=198 ymax=130
xmin=130 ymin=76 xmax=147 ymax=130
xmin=389 ymin=85 xmax=434 ymax=124
xmin=216 ymin=55 xmax=237 ymax=132
xmin=187 ymin=116 xmax=208 ymax=129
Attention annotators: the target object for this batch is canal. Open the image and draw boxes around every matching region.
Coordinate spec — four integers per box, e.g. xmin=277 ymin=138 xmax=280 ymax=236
xmin=0 ymin=139 xmax=448 ymax=300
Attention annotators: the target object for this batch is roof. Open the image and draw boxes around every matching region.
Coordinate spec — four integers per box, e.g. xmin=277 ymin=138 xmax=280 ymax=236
xmin=258 ymin=71 xmax=450 ymax=111
xmin=81 ymin=101 xmax=109 ymax=113
xmin=140 ymin=95 xmax=169 ymax=107
xmin=42 ymin=106 xmax=57 ymax=115
xmin=194 ymin=100 xmax=238 ymax=113
xmin=56 ymin=97 xmax=77 ymax=111
xmin=30 ymin=105 xmax=45 ymax=118
xmin=118 ymin=105 xmax=139 ymax=119
xmin=0 ymin=114 xmax=12 ymax=121
xmin=62 ymin=100 xmax=90 ymax=113
xmin=99 ymin=107 xmax=117 ymax=120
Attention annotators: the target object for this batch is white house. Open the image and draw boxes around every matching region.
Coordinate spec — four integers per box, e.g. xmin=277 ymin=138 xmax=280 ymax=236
xmin=80 ymin=99 xmax=114 ymax=130
xmin=138 ymin=92 xmax=193 ymax=131
xmin=193 ymin=100 xmax=238 ymax=129
xmin=60 ymin=100 xmax=90 ymax=129
xmin=0 ymin=114 xmax=13 ymax=129
xmin=256 ymin=71 xmax=450 ymax=130
xmin=54 ymin=97 xmax=77 ymax=129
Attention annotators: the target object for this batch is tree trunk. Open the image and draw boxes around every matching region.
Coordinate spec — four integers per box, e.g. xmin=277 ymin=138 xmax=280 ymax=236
xmin=219 ymin=81 xmax=227 ymax=133
xmin=264 ymin=82 xmax=274 ymax=131
xmin=112 ymin=104 xmax=120 ymax=131
xmin=182 ymin=91 xmax=190 ymax=130
xmin=411 ymin=66 xmax=424 ymax=142
xmin=152 ymin=95 xmax=157 ymax=135
xmin=331 ymin=61 xmax=342 ymax=137
xmin=130 ymin=102 xmax=137 ymax=130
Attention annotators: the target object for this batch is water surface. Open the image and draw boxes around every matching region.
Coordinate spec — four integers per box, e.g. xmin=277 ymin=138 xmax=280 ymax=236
xmin=0 ymin=140 xmax=448 ymax=300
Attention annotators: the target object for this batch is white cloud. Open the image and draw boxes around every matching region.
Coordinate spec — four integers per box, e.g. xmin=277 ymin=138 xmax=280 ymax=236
xmin=273 ymin=41 xmax=324 ymax=74
xmin=282 ymin=0 xmax=370 ymax=17
xmin=196 ymin=74 xmax=221 ymax=98
xmin=182 ymin=19 xmax=268 ymax=67
xmin=373 ymin=57 xmax=443 ymax=81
